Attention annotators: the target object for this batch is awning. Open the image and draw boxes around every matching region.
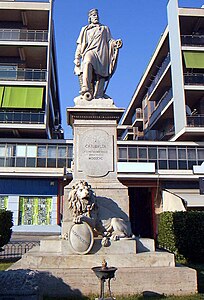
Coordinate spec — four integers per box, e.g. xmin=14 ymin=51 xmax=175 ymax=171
xmin=183 ymin=51 xmax=204 ymax=69
xmin=165 ymin=189 xmax=204 ymax=208
xmin=174 ymin=193 xmax=204 ymax=207
xmin=1 ymin=86 xmax=44 ymax=108
xmin=162 ymin=190 xmax=186 ymax=212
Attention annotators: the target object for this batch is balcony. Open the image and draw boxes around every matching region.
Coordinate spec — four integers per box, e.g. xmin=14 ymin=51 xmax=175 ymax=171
xmin=157 ymin=126 xmax=175 ymax=141
xmin=0 ymin=67 xmax=47 ymax=82
xmin=133 ymin=127 xmax=144 ymax=140
xmin=187 ymin=115 xmax=204 ymax=127
xmin=147 ymin=53 xmax=170 ymax=96
xmin=184 ymin=73 xmax=204 ymax=85
xmin=149 ymin=89 xmax=173 ymax=128
xmin=181 ymin=35 xmax=204 ymax=47
xmin=0 ymin=29 xmax=48 ymax=42
xmin=0 ymin=111 xmax=45 ymax=124
xmin=132 ymin=108 xmax=143 ymax=127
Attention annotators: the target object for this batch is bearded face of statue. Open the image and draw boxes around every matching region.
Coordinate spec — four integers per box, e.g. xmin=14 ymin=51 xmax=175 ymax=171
xmin=89 ymin=11 xmax=99 ymax=25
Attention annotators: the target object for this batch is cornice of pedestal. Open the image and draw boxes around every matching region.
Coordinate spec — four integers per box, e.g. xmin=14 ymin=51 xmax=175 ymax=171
xmin=67 ymin=97 xmax=125 ymax=126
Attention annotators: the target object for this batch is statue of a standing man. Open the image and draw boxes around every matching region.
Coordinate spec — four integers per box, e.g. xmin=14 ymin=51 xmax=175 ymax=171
xmin=74 ymin=9 xmax=122 ymax=101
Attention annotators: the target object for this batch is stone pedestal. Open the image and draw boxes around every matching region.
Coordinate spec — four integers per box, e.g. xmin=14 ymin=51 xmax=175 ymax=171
xmin=63 ymin=98 xmax=130 ymax=237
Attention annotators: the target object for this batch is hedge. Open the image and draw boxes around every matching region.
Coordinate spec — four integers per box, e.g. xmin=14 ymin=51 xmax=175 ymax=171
xmin=157 ymin=211 xmax=204 ymax=263
xmin=0 ymin=209 xmax=13 ymax=249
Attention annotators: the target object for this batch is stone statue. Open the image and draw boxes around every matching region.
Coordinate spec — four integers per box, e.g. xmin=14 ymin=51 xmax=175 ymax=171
xmin=74 ymin=8 xmax=122 ymax=101
xmin=67 ymin=181 xmax=132 ymax=242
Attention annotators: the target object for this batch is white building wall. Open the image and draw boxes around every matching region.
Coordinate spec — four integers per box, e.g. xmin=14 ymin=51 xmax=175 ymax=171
xmin=167 ymin=0 xmax=186 ymax=135
xmin=7 ymin=195 xmax=19 ymax=226
xmin=51 ymin=196 xmax=58 ymax=225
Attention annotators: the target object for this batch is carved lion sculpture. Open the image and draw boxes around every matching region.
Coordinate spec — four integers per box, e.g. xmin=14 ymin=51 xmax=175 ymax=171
xmin=68 ymin=180 xmax=132 ymax=241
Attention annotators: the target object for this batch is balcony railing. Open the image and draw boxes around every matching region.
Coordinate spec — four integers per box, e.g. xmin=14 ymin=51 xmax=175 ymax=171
xmin=120 ymin=127 xmax=133 ymax=141
xmin=157 ymin=126 xmax=175 ymax=141
xmin=184 ymin=73 xmax=204 ymax=85
xmin=181 ymin=35 xmax=204 ymax=46
xmin=149 ymin=89 xmax=173 ymax=127
xmin=0 ymin=67 xmax=47 ymax=82
xmin=131 ymin=109 xmax=143 ymax=124
xmin=0 ymin=111 xmax=45 ymax=124
xmin=147 ymin=53 xmax=170 ymax=96
xmin=187 ymin=115 xmax=204 ymax=127
xmin=0 ymin=29 xmax=48 ymax=42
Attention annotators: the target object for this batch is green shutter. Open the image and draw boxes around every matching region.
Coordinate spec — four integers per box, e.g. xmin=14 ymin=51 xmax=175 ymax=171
xmin=2 ymin=86 xmax=43 ymax=108
xmin=46 ymin=198 xmax=52 ymax=225
xmin=19 ymin=197 xmax=25 ymax=225
xmin=0 ymin=86 xmax=4 ymax=107
xmin=183 ymin=51 xmax=204 ymax=69
xmin=32 ymin=197 xmax=38 ymax=225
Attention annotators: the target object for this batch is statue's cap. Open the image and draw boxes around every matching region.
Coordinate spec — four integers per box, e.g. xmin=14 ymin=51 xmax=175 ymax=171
xmin=88 ymin=8 xmax=98 ymax=16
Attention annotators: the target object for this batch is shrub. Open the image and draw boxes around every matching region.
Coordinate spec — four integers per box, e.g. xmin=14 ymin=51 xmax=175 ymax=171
xmin=0 ymin=209 xmax=13 ymax=249
xmin=157 ymin=211 xmax=204 ymax=263
xmin=174 ymin=211 xmax=204 ymax=263
xmin=157 ymin=211 xmax=180 ymax=257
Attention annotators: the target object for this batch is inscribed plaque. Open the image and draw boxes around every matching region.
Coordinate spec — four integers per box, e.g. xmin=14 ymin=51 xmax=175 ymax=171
xmin=77 ymin=129 xmax=114 ymax=177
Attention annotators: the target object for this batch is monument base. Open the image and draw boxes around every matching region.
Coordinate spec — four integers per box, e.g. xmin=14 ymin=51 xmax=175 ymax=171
xmin=8 ymin=246 xmax=197 ymax=297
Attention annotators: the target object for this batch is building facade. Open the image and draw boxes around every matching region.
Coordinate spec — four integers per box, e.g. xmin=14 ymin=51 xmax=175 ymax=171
xmin=0 ymin=0 xmax=68 ymax=235
xmin=118 ymin=0 xmax=204 ymax=238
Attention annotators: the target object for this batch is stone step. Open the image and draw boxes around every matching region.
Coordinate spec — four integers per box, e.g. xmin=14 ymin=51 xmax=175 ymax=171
xmin=39 ymin=235 xmax=155 ymax=255
xmin=15 ymin=247 xmax=175 ymax=269
xmin=9 ymin=264 xmax=197 ymax=297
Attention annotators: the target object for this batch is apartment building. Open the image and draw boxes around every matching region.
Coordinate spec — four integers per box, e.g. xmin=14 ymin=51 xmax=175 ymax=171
xmin=118 ymin=0 xmax=204 ymax=238
xmin=0 ymin=0 xmax=71 ymax=235
xmin=1 ymin=0 xmax=204 ymax=240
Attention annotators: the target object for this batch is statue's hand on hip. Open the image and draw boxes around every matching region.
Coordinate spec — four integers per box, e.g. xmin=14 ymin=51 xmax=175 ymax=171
xmin=74 ymin=58 xmax=81 ymax=75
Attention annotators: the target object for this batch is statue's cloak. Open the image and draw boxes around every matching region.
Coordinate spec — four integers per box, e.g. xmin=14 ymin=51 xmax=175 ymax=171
xmin=75 ymin=24 xmax=118 ymax=80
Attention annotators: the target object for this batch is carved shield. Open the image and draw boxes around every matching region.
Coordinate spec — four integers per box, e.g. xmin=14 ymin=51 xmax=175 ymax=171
xmin=69 ymin=222 xmax=94 ymax=254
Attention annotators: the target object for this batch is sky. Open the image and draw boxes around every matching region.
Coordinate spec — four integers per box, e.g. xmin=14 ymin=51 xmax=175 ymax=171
xmin=53 ymin=0 xmax=204 ymax=139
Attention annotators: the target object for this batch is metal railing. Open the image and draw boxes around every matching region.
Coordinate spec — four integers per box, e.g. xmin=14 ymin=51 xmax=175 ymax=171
xmin=157 ymin=126 xmax=175 ymax=141
xmin=0 ymin=29 xmax=48 ymax=42
xmin=181 ymin=35 xmax=204 ymax=46
xmin=0 ymin=111 xmax=45 ymax=124
xmin=184 ymin=73 xmax=204 ymax=85
xmin=149 ymin=89 xmax=173 ymax=127
xmin=0 ymin=241 xmax=40 ymax=259
xmin=187 ymin=115 xmax=204 ymax=127
xmin=131 ymin=109 xmax=143 ymax=124
xmin=148 ymin=53 xmax=170 ymax=96
xmin=0 ymin=68 xmax=47 ymax=82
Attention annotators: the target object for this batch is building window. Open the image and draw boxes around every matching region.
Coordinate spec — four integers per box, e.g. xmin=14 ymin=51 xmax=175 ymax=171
xmin=57 ymin=146 xmax=67 ymax=168
xmin=128 ymin=147 xmax=137 ymax=160
xmin=0 ymin=143 xmax=73 ymax=169
xmin=5 ymin=144 xmax=15 ymax=167
xmin=47 ymin=145 xmax=57 ymax=167
xmin=118 ymin=144 xmax=204 ymax=171
xmin=118 ymin=147 xmax=127 ymax=161
xmin=138 ymin=147 xmax=147 ymax=161
xmin=27 ymin=145 xmax=37 ymax=167
xmin=0 ymin=196 xmax=8 ymax=209
xmin=18 ymin=197 xmax=52 ymax=225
